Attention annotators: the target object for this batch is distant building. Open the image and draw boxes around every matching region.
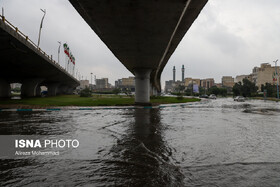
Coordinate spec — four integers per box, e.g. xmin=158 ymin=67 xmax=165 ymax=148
xmin=184 ymin=77 xmax=200 ymax=87
xmin=172 ymin=80 xmax=185 ymax=92
xmin=181 ymin=65 xmax=185 ymax=82
xmin=201 ymin=78 xmax=215 ymax=89
xmin=115 ymin=79 xmax=122 ymax=88
xmin=79 ymin=80 xmax=89 ymax=89
xmin=165 ymin=80 xmax=173 ymax=93
xmin=96 ymin=78 xmax=109 ymax=89
xmin=115 ymin=76 xmax=135 ymax=91
xmin=252 ymin=63 xmax=280 ymax=89
xmin=10 ymin=83 xmax=21 ymax=89
xmin=122 ymin=76 xmax=135 ymax=86
xmin=235 ymin=74 xmax=252 ymax=83
xmin=222 ymin=76 xmax=234 ymax=88
xmin=215 ymin=83 xmax=222 ymax=88
xmin=173 ymin=66 xmax=176 ymax=82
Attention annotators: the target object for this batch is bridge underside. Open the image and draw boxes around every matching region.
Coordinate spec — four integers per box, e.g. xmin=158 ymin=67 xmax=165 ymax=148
xmin=0 ymin=19 xmax=79 ymax=97
xmin=69 ymin=0 xmax=207 ymax=104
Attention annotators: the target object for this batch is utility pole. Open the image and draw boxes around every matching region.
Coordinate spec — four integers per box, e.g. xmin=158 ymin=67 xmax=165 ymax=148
xmin=274 ymin=59 xmax=279 ymax=99
xmin=90 ymin=72 xmax=93 ymax=91
xmin=37 ymin=9 xmax=46 ymax=47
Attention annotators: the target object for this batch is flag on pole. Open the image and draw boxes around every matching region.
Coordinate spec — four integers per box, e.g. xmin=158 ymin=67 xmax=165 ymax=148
xmin=63 ymin=43 xmax=76 ymax=66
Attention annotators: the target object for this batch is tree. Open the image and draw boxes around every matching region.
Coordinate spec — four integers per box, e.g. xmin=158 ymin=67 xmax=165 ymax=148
xmin=232 ymin=82 xmax=242 ymax=96
xmin=112 ymin=88 xmax=120 ymax=95
xmin=208 ymin=86 xmax=220 ymax=95
xmin=80 ymin=87 xmax=92 ymax=97
xmin=208 ymin=86 xmax=227 ymax=97
xmin=219 ymin=88 xmax=227 ymax=97
xmin=176 ymin=85 xmax=185 ymax=93
xmin=261 ymin=83 xmax=277 ymax=97
xmin=242 ymin=78 xmax=258 ymax=97
xmin=232 ymin=79 xmax=258 ymax=97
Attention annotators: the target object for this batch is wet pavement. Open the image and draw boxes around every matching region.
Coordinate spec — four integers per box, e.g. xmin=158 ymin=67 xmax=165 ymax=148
xmin=0 ymin=98 xmax=280 ymax=186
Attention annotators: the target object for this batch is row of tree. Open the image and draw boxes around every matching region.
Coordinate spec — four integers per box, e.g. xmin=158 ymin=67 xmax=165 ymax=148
xmin=176 ymin=78 xmax=277 ymax=98
xmin=261 ymin=83 xmax=279 ymax=97
xmin=173 ymin=85 xmax=228 ymax=96
xmin=232 ymin=79 xmax=258 ymax=97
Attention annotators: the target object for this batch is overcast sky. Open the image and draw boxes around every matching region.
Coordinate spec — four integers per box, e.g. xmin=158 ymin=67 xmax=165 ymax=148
xmin=1 ymin=0 xmax=280 ymax=87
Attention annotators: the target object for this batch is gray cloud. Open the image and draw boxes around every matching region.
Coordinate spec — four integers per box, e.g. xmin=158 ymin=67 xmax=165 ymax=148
xmin=2 ymin=0 xmax=280 ymax=88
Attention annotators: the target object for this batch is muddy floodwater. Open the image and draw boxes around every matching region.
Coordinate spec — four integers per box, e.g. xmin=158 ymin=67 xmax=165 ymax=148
xmin=0 ymin=98 xmax=280 ymax=186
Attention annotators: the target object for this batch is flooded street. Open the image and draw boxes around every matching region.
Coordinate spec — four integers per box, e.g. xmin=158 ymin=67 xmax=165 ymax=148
xmin=1 ymin=98 xmax=280 ymax=186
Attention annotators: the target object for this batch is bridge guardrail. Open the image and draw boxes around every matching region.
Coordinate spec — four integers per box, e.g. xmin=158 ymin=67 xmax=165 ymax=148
xmin=0 ymin=14 xmax=78 ymax=82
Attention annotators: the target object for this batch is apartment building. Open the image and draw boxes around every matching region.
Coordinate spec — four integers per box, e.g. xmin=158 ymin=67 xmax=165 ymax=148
xmin=252 ymin=63 xmax=280 ymax=89
xmin=222 ymin=76 xmax=234 ymax=88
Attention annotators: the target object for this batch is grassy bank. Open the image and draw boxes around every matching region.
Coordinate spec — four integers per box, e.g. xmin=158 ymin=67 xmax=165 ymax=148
xmin=0 ymin=95 xmax=200 ymax=107
xmin=252 ymin=97 xmax=280 ymax=102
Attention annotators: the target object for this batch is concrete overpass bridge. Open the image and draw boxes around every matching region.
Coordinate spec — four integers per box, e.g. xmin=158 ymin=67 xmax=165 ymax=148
xmin=0 ymin=15 xmax=79 ymax=98
xmin=69 ymin=0 xmax=208 ymax=105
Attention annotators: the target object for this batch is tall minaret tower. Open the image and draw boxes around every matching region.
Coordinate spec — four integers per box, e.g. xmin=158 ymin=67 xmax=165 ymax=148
xmin=182 ymin=65 xmax=185 ymax=82
xmin=173 ymin=66 xmax=176 ymax=82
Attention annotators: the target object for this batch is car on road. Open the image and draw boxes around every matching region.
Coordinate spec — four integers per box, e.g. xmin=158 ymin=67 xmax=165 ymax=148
xmin=209 ymin=94 xmax=217 ymax=99
xmin=234 ymin=96 xmax=245 ymax=102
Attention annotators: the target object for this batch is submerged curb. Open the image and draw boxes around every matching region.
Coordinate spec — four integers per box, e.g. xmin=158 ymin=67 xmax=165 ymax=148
xmin=0 ymin=101 xmax=209 ymax=112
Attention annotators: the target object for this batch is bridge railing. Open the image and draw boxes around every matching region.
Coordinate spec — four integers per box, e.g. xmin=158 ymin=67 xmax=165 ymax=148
xmin=0 ymin=14 xmax=78 ymax=82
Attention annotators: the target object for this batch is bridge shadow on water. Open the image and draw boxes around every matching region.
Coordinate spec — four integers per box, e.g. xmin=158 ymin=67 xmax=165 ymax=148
xmin=0 ymin=109 xmax=184 ymax=187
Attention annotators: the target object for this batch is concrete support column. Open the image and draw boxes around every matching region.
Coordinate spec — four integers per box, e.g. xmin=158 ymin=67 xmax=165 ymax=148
xmin=47 ymin=83 xmax=60 ymax=96
xmin=65 ymin=87 xmax=74 ymax=95
xmin=21 ymin=79 xmax=43 ymax=97
xmin=36 ymin=86 xmax=41 ymax=96
xmin=150 ymin=85 xmax=159 ymax=96
xmin=0 ymin=79 xmax=11 ymax=98
xmin=57 ymin=85 xmax=67 ymax=95
xmin=134 ymin=69 xmax=152 ymax=105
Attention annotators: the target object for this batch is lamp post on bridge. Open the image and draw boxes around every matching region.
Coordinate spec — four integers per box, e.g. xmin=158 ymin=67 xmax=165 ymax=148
xmin=37 ymin=9 xmax=46 ymax=47
xmin=274 ymin=59 xmax=279 ymax=99
xmin=57 ymin=41 xmax=61 ymax=65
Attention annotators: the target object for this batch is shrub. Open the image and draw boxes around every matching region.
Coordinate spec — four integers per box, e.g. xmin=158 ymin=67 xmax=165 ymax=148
xmin=176 ymin=96 xmax=184 ymax=100
xmin=80 ymin=87 xmax=92 ymax=97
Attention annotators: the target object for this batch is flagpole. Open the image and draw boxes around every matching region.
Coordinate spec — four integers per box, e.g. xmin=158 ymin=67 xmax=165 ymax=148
xmin=37 ymin=9 xmax=46 ymax=47
xmin=65 ymin=52 xmax=67 ymax=70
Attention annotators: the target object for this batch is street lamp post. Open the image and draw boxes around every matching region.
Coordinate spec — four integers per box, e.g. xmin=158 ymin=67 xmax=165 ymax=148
xmin=57 ymin=41 xmax=61 ymax=65
xmin=37 ymin=9 xmax=46 ymax=47
xmin=90 ymin=73 xmax=93 ymax=91
xmin=274 ymin=59 xmax=279 ymax=99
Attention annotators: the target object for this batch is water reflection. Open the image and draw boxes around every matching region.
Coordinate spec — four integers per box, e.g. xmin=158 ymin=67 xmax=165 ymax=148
xmin=96 ymin=108 xmax=183 ymax=186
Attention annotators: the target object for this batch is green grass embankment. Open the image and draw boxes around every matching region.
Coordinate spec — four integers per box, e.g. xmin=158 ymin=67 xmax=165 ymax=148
xmin=252 ymin=97 xmax=280 ymax=102
xmin=0 ymin=95 xmax=200 ymax=107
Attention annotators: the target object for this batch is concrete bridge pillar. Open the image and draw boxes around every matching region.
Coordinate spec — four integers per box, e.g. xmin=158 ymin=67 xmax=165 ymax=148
xmin=57 ymin=85 xmax=68 ymax=95
xmin=150 ymin=85 xmax=159 ymax=96
xmin=47 ymin=83 xmax=60 ymax=96
xmin=0 ymin=79 xmax=11 ymax=98
xmin=21 ymin=79 xmax=43 ymax=97
xmin=66 ymin=87 xmax=74 ymax=95
xmin=134 ymin=69 xmax=152 ymax=105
